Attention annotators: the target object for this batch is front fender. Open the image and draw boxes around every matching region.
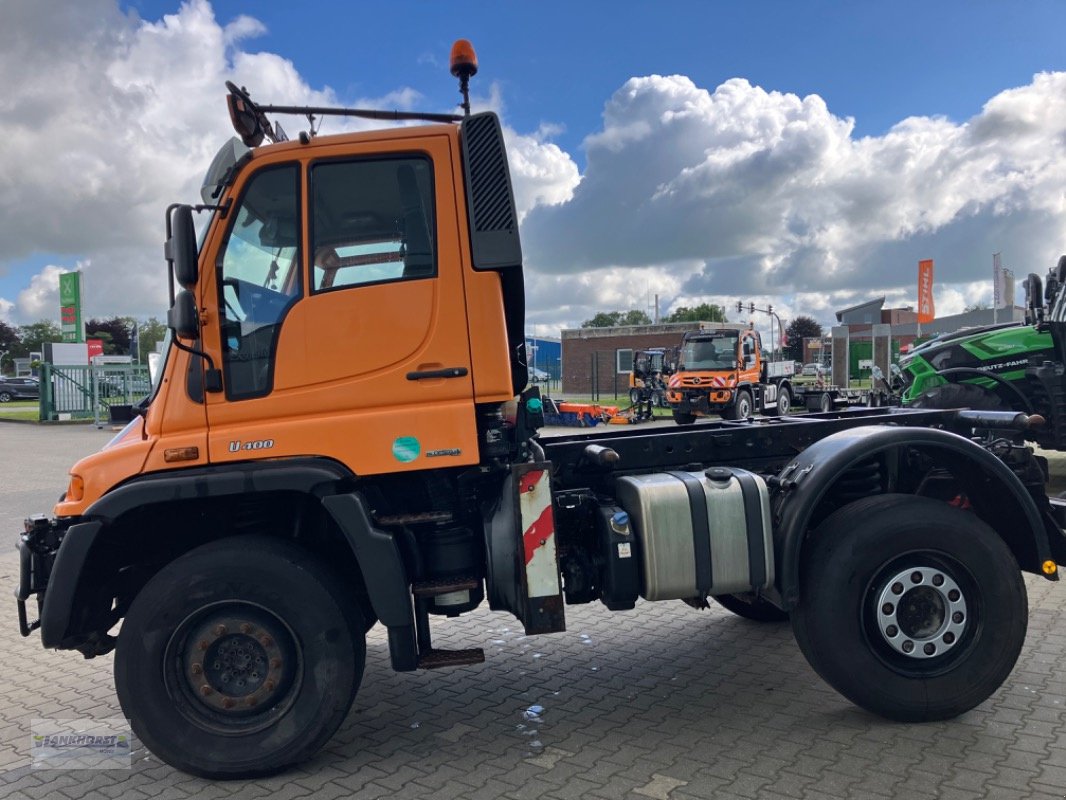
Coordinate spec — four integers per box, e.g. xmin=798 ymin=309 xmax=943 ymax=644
xmin=775 ymin=425 xmax=1054 ymax=608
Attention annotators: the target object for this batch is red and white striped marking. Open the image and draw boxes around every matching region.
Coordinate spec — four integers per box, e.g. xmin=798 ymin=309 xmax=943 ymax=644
xmin=518 ymin=468 xmax=560 ymax=599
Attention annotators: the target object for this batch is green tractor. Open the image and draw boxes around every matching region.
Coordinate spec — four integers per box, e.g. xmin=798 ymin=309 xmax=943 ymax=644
xmin=901 ymin=255 xmax=1066 ymax=449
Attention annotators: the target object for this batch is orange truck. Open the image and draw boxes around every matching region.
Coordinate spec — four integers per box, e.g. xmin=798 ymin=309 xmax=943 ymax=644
xmin=15 ymin=41 xmax=1066 ymax=779
xmin=666 ymin=324 xmax=795 ymax=423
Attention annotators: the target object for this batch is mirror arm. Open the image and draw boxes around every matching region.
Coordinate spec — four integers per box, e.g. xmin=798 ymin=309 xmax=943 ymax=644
xmin=171 ymin=337 xmax=223 ymax=394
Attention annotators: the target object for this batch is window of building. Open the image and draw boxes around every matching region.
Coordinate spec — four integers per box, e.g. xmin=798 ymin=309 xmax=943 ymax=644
xmin=310 ymin=156 xmax=436 ymax=292
xmin=616 ymin=348 xmax=633 ymax=374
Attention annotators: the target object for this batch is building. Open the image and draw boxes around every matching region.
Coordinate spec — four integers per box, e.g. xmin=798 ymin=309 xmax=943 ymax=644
xmin=524 ymin=335 xmax=561 ymax=380
xmin=560 ymin=322 xmax=734 ymax=395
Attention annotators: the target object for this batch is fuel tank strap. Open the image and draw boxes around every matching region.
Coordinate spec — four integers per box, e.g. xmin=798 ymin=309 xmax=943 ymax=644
xmin=730 ymin=469 xmax=768 ymax=589
xmin=667 ymin=471 xmax=713 ymax=595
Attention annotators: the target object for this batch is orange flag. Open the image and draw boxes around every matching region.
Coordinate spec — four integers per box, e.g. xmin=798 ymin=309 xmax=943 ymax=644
xmin=918 ymin=259 xmax=935 ymax=323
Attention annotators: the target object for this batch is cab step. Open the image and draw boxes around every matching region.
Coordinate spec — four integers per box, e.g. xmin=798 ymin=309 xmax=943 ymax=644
xmin=417 ymin=648 xmax=485 ymax=669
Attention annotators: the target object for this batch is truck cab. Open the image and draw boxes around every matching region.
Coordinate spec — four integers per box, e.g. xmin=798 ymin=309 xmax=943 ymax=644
xmin=666 ymin=325 xmax=793 ymax=423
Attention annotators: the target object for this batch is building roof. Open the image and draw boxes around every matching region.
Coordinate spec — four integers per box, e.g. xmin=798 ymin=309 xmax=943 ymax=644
xmin=835 ymin=297 xmax=886 ymax=322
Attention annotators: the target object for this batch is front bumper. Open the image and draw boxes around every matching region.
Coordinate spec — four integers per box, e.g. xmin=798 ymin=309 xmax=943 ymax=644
xmin=14 ymin=516 xmax=63 ymax=637
xmin=671 ymin=389 xmax=732 ymax=415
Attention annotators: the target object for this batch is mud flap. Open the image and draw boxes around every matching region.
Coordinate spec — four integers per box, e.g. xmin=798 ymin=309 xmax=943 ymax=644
xmin=484 ymin=462 xmax=565 ymax=635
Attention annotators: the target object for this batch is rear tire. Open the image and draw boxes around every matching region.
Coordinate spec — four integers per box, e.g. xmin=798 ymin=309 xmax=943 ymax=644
xmin=769 ymin=386 xmax=790 ymax=416
xmin=791 ymin=494 xmax=1026 ymax=721
xmin=672 ymin=409 xmax=696 ymax=425
xmin=0 ymin=392 xmax=11 ymax=403
xmin=713 ymin=593 xmax=789 ymax=622
xmin=115 ymin=535 xmax=365 ymax=779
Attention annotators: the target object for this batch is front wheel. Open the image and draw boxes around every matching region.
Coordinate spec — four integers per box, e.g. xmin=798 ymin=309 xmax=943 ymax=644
xmin=0 ymin=391 xmax=11 ymax=403
xmin=629 ymin=388 xmax=642 ymax=405
xmin=114 ymin=535 xmax=365 ymax=779
xmin=723 ymin=389 xmax=753 ymax=420
xmin=672 ymin=409 xmax=696 ymax=425
xmin=791 ymin=494 xmax=1027 ymax=721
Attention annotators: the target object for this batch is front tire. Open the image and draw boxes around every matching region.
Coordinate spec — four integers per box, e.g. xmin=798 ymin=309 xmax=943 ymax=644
xmin=0 ymin=391 xmax=11 ymax=403
xmin=791 ymin=494 xmax=1027 ymax=721
xmin=672 ymin=409 xmax=696 ymax=425
xmin=115 ymin=535 xmax=365 ymax=779
xmin=723 ymin=389 xmax=754 ymax=420
xmin=911 ymin=382 xmax=1008 ymax=411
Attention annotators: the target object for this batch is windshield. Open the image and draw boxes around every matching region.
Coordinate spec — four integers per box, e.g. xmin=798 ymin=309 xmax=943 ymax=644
xmin=681 ymin=333 xmax=738 ymax=370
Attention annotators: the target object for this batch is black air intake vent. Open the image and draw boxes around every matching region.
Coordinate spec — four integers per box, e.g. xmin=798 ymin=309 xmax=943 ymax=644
xmin=461 ymin=112 xmax=522 ymax=270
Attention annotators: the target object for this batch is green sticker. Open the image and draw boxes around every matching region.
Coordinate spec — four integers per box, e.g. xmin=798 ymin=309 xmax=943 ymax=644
xmin=392 ymin=436 xmax=420 ymax=463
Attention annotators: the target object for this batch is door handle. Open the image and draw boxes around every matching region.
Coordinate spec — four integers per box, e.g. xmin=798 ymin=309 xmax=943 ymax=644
xmin=406 ymin=367 xmax=468 ymax=381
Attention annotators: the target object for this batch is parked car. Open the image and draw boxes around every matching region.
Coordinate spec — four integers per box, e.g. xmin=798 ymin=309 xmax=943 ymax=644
xmin=528 ymin=367 xmax=550 ymax=382
xmin=0 ymin=377 xmax=40 ymax=402
xmin=802 ymin=363 xmax=824 ymax=376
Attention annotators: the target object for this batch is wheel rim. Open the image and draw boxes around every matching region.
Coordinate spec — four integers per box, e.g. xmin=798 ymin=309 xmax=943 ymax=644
xmin=863 ymin=552 xmax=978 ymax=675
xmin=779 ymin=390 xmax=789 ymax=412
xmin=820 ymin=394 xmax=831 ymax=412
xmin=738 ymin=394 xmax=751 ymax=417
xmin=164 ymin=601 xmax=302 ymax=733
xmin=874 ymin=566 xmax=968 ymax=659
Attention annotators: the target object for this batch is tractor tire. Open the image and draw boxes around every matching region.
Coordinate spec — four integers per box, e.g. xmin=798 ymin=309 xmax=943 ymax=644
xmin=673 ymin=409 xmax=696 ymax=425
xmin=911 ymin=382 xmax=1009 ymax=411
xmin=114 ymin=535 xmax=365 ymax=779
xmin=629 ymin=388 xmax=642 ymax=405
xmin=713 ymin=593 xmax=789 ymax=622
xmin=791 ymin=494 xmax=1026 ymax=722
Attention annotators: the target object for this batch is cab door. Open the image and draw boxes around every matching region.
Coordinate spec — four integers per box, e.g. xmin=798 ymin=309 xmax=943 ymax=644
xmin=203 ymin=135 xmax=479 ymax=476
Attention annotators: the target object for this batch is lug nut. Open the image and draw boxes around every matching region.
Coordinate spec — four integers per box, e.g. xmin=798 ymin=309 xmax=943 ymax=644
xmin=259 ymin=635 xmax=273 ymax=648
xmin=190 ymin=663 xmax=203 ymax=676
xmin=197 ymin=640 xmax=209 ymax=651
xmin=222 ymin=698 xmax=235 ymax=709
xmin=213 ymin=624 xmax=227 ymax=636
xmin=240 ymin=623 xmax=254 ymax=634
xmin=270 ymin=657 xmax=282 ymax=669
xmin=264 ymin=680 xmax=276 ymax=692
xmin=246 ymin=696 xmax=258 ymax=707
xmin=199 ymin=684 xmax=213 ymax=696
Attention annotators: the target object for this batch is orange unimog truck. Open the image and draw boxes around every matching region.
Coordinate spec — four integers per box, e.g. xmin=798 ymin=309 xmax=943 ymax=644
xmin=15 ymin=41 xmax=1066 ymax=779
xmin=666 ymin=324 xmax=795 ymax=423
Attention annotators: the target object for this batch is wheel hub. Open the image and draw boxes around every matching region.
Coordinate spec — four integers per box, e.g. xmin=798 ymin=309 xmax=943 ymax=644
xmin=182 ymin=613 xmax=290 ymax=713
xmin=875 ymin=566 xmax=967 ymax=659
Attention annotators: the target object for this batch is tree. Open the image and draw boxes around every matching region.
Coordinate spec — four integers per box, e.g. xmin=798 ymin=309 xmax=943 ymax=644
xmin=17 ymin=320 xmax=62 ymax=358
xmin=84 ymin=316 xmax=134 ymax=355
xmin=581 ymin=309 xmax=652 ymax=328
xmin=0 ymin=321 xmax=19 ymax=374
xmin=664 ymin=303 xmax=728 ymax=323
xmin=784 ymin=316 xmax=823 ymax=362
xmin=137 ymin=317 xmax=168 ymax=361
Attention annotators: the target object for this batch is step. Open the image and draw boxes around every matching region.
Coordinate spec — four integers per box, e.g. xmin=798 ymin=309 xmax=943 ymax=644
xmin=417 ymin=648 xmax=485 ymax=669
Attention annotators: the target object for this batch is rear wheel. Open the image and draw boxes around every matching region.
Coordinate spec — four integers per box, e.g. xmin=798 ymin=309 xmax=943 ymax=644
xmin=791 ymin=494 xmax=1026 ymax=721
xmin=769 ymin=386 xmax=790 ymax=416
xmin=115 ymin=535 xmax=365 ymax=779
xmin=672 ymin=409 xmax=696 ymax=425
xmin=0 ymin=392 xmax=11 ymax=403
xmin=713 ymin=593 xmax=789 ymax=622
xmin=818 ymin=392 xmax=832 ymax=413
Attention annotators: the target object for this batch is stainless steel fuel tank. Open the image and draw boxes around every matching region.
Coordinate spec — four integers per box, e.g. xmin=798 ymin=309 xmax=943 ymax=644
xmin=614 ymin=467 xmax=773 ymax=601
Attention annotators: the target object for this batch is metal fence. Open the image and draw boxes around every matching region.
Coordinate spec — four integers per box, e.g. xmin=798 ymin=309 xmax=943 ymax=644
xmin=39 ymin=364 xmax=152 ymax=425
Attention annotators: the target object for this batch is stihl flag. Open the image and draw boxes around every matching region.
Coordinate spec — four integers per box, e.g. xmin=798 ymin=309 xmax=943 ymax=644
xmin=918 ymin=259 xmax=935 ymax=323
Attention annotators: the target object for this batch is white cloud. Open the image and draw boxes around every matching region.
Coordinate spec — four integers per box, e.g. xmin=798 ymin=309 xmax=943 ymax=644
xmin=16 ymin=265 xmax=69 ymax=320
xmin=520 ymin=72 xmax=1066 ymax=328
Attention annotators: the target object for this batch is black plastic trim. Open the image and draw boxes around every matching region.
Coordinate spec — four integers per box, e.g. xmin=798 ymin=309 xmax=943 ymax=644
xmin=40 ymin=521 xmax=103 ymax=649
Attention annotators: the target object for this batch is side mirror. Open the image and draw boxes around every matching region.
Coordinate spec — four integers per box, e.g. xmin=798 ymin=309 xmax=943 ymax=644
xmin=166 ymin=205 xmax=199 ymax=289
xmin=167 ymin=290 xmax=199 ymax=341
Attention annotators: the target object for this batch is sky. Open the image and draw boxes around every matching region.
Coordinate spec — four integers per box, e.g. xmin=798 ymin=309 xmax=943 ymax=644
xmin=2 ymin=0 xmax=1066 ymax=338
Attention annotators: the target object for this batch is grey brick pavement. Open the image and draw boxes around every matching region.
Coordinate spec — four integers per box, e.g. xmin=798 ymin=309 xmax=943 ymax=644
xmin=1 ymin=422 xmax=1065 ymax=799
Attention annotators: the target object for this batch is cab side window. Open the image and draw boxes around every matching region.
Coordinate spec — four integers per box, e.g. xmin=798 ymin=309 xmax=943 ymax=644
xmin=310 ymin=157 xmax=436 ymax=291
xmin=216 ymin=164 xmax=301 ymax=400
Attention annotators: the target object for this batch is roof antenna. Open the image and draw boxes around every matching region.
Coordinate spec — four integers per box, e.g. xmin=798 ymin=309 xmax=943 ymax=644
xmin=449 ymin=39 xmax=478 ymax=117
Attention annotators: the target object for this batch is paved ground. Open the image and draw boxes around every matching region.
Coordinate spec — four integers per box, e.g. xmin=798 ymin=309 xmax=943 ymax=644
xmin=1 ymin=421 xmax=1066 ymax=799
